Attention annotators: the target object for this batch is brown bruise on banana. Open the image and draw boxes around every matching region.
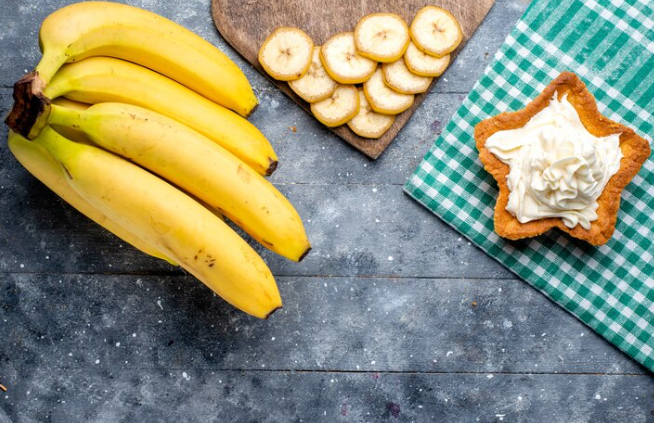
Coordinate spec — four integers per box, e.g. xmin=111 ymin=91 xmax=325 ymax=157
xmin=190 ymin=248 xmax=215 ymax=268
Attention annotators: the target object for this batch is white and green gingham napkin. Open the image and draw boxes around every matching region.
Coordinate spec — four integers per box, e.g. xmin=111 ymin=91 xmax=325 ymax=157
xmin=405 ymin=0 xmax=654 ymax=370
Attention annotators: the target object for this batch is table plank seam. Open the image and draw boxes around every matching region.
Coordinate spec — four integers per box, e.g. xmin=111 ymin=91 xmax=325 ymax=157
xmin=0 ymin=271 xmax=520 ymax=281
xmin=19 ymin=367 xmax=644 ymax=377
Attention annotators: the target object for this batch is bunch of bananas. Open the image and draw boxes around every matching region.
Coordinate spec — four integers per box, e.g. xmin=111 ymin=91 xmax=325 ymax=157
xmin=4 ymin=2 xmax=311 ymax=319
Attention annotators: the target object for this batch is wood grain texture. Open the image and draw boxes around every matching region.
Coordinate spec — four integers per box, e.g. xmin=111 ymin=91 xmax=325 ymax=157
xmin=3 ymin=368 xmax=652 ymax=423
xmin=211 ymin=0 xmax=495 ymax=159
xmin=0 ymin=151 xmax=515 ymax=279
xmin=1 ymin=0 xmax=651 ymax=421
xmin=0 ymin=274 xmax=644 ymax=374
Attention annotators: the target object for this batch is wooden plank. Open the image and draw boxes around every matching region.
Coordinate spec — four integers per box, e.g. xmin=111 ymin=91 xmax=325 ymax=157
xmin=211 ymin=0 xmax=495 ymax=159
xmin=0 ymin=368 xmax=651 ymax=422
xmin=0 ymin=157 xmax=513 ymax=278
xmin=0 ymin=274 xmax=644 ymax=374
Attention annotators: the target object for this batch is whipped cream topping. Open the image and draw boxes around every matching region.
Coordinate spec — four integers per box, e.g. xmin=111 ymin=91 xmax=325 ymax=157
xmin=485 ymin=93 xmax=623 ymax=230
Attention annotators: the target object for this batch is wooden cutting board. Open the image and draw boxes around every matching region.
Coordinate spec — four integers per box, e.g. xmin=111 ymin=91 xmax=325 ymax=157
xmin=212 ymin=0 xmax=495 ymax=159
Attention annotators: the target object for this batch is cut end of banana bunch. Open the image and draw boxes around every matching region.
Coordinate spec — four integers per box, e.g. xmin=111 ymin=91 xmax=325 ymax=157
xmin=354 ymin=13 xmax=410 ymax=63
xmin=404 ymin=42 xmax=450 ymax=77
xmin=383 ymin=59 xmax=433 ymax=95
xmin=259 ymin=27 xmax=314 ymax=81
xmin=347 ymin=89 xmax=395 ymax=138
xmin=288 ymin=47 xmax=338 ymax=103
xmin=364 ymin=68 xmax=414 ymax=115
xmin=310 ymin=84 xmax=359 ymax=127
xmin=410 ymin=6 xmax=463 ymax=58
xmin=321 ymin=32 xmax=377 ymax=84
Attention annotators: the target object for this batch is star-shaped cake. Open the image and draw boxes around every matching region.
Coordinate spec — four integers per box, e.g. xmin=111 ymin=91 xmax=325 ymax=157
xmin=475 ymin=72 xmax=650 ymax=245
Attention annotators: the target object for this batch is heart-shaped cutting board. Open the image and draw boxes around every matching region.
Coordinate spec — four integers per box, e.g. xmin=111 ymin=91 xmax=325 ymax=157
xmin=212 ymin=0 xmax=495 ymax=159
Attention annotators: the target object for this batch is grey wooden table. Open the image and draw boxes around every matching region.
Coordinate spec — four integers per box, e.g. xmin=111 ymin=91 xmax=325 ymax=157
xmin=0 ymin=0 xmax=653 ymax=422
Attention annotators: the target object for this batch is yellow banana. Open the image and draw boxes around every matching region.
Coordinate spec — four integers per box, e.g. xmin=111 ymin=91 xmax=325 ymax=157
xmin=7 ymin=130 xmax=176 ymax=265
xmin=52 ymin=96 xmax=230 ymax=223
xmin=34 ymin=126 xmax=282 ymax=319
xmin=43 ymin=57 xmax=277 ymax=175
xmin=40 ymin=2 xmax=257 ymax=116
xmin=48 ymin=103 xmax=312 ymax=262
xmin=50 ymin=97 xmax=91 ymax=142
xmin=51 ymin=97 xmax=90 ymax=111
xmin=6 ymin=1 xmax=257 ymax=138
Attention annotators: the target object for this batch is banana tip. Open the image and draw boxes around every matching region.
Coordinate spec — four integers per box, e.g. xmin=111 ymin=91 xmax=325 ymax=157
xmin=244 ymin=101 xmax=259 ymax=118
xmin=264 ymin=305 xmax=282 ymax=319
xmin=298 ymin=247 xmax=312 ymax=262
xmin=266 ymin=159 xmax=278 ymax=176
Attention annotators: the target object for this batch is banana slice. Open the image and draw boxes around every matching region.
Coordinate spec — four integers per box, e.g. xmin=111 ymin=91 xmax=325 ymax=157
xmin=404 ymin=42 xmax=450 ymax=77
xmin=320 ymin=32 xmax=377 ymax=84
xmin=410 ymin=6 xmax=462 ymax=57
xmin=259 ymin=27 xmax=314 ymax=81
xmin=382 ymin=59 xmax=433 ymax=94
xmin=310 ymin=84 xmax=359 ymax=127
xmin=347 ymin=90 xmax=395 ymax=138
xmin=288 ymin=46 xmax=338 ymax=103
xmin=363 ymin=68 xmax=414 ymax=115
xmin=354 ymin=13 xmax=410 ymax=63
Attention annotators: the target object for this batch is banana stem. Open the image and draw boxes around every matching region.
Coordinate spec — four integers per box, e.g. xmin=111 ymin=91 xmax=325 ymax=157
xmin=48 ymin=103 xmax=85 ymax=130
xmin=32 ymin=126 xmax=82 ymax=167
xmin=4 ymin=52 xmax=67 ymax=139
xmin=34 ymin=51 xmax=66 ymax=85
xmin=4 ymin=72 xmax=52 ymax=139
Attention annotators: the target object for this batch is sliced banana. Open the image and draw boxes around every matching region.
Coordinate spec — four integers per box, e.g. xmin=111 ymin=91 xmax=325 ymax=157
xmin=310 ymin=84 xmax=360 ymax=127
xmin=363 ymin=68 xmax=414 ymax=115
xmin=354 ymin=13 xmax=410 ymax=63
xmin=288 ymin=46 xmax=338 ymax=103
xmin=404 ymin=42 xmax=450 ymax=77
xmin=410 ymin=6 xmax=462 ymax=57
xmin=382 ymin=59 xmax=432 ymax=94
xmin=320 ymin=32 xmax=377 ymax=84
xmin=259 ymin=27 xmax=314 ymax=81
xmin=347 ymin=90 xmax=395 ymax=138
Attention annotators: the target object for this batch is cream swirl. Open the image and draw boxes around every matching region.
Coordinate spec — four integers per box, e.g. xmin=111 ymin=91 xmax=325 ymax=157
xmin=485 ymin=93 xmax=622 ymax=230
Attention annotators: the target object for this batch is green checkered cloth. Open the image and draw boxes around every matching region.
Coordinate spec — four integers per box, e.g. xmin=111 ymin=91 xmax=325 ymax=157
xmin=405 ymin=0 xmax=654 ymax=371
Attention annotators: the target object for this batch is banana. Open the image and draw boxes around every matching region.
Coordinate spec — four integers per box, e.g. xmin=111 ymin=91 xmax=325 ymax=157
xmin=259 ymin=27 xmax=314 ymax=81
xmin=310 ymin=85 xmax=360 ymax=127
xmin=320 ymin=32 xmax=377 ymax=84
xmin=6 ymin=2 xmax=257 ymax=138
xmin=50 ymin=97 xmax=91 ymax=143
xmin=43 ymin=57 xmax=278 ymax=176
xmin=47 ymin=103 xmax=311 ymax=262
xmin=347 ymin=90 xmax=395 ymax=138
xmin=288 ymin=47 xmax=338 ymax=103
xmin=7 ymin=130 xmax=176 ymax=265
xmin=34 ymin=126 xmax=282 ymax=319
xmin=354 ymin=13 xmax=410 ymax=63
xmin=363 ymin=68 xmax=414 ymax=115
xmin=410 ymin=6 xmax=463 ymax=58
xmin=403 ymin=42 xmax=450 ymax=77
xmin=51 ymin=97 xmax=90 ymax=111
xmin=382 ymin=59 xmax=433 ymax=94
